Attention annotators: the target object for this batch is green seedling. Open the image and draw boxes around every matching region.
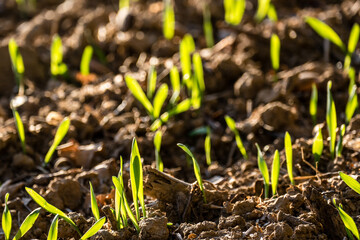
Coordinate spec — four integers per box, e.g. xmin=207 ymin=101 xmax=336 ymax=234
xmin=89 ymin=182 xmax=100 ymax=220
xmin=2 ymin=193 xmax=12 ymax=240
xmin=203 ymin=4 xmax=214 ymax=48
xmin=333 ymin=199 xmax=360 ymax=240
xmin=125 ymin=75 xmax=154 ymax=115
xmin=79 ymin=216 xmax=106 ymax=240
xmin=25 ymin=187 xmax=81 ymax=236
xmin=224 ymin=0 xmax=246 ymax=25
xmin=80 ymin=45 xmax=93 ymax=76
xmin=154 ymin=130 xmax=163 ymax=171
xmin=11 ymin=107 xmax=26 ymax=154
xmin=267 ymin=3 xmax=277 ymax=22
xmin=169 ymin=66 xmax=180 ymax=105
xmin=180 ymin=34 xmax=195 ymax=89
xmin=47 ymin=215 xmax=59 ymax=240
xmin=192 ymin=53 xmax=205 ymax=109
xmin=44 ymin=117 xmax=70 ymax=164
xmin=339 ymin=172 xmax=360 ymax=195
xmin=163 ymin=0 xmax=175 ymax=40
xmin=205 ymin=127 xmax=212 ymax=166
xmin=270 ymin=33 xmax=280 ymax=72
xmin=271 ymin=149 xmax=280 ymax=196
xmin=50 ymin=34 xmax=67 ymax=77
xmin=147 ymin=66 xmax=157 ymax=100
xmin=13 ymin=207 xmax=41 ymax=240
xmin=256 ymin=143 xmax=270 ymax=198
xmin=178 ymin=143 xmax=206 ymax=203
xmin=225 ymin=115 xmax=248 ymax=160
xmin=348 ymin=67 xmax=356 ymax=95
xmin=119 ymin=0 xmax=130 ymax=9
xmin=346 ymin=85 xmax=358 ymax=124
xmin=284 ymin=131 xmax=295 ymax=185
xmin=8 ymin=38 xmax=25 ymax=95
xmin=112 ymin=176 xmax=140 ymax=232
xmin=344 ymin=23 xmax=360 ymax=71
xmin=153 ymin=84 xmax=168 ymax=119
xmin=114 ymin=156 xmax=127 ymax=230
xmin=310 ymin=83 xmax=318 ymax=125
xmin=312 ymin=127 xmax=323 ymax=169
xmin=255 ymin=0 xmax=271 ymax=22
xmin=336 ymin=124 xmax=346 ymax=157
xmin=326 ymin=81 xmax=337 ymax=159
xmin=129 ymin=138 xmax=146 ymax=221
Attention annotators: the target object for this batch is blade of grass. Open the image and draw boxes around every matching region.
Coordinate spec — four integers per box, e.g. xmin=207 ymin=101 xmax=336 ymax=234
xmin=256 ymin=143 xmax=269 ymax=198
xmin=271 ymin=150 xmax=280 ymax=196
xmin=203 ymin=4 xmax=214 ymax=48
xmin=8 ymin=38 xmax=25 ymax=95
xmin=80 ymin=45 xmax=93 ymax=76
xmin=255 ymin=0 xmax=271 ymax=22
xmin=205 ymin=127 xmax=211 ymax=166
xmin=339 ymin=172 xmax=360 ymax=195
xmin=147 ymin=66 xmax=157 ymax=100
xmin=89 ymin=182 xmax=100 ymax=221
xmin=154 ymin=130 xmax=163 ymax=172
xmin=13 ymin=208 xmax=41 ymax=240
xmin=267 ymin=3 xmax=277 ymax=22
xmin=163 ymin=0 xmax=175 ymax=40
xmin=169 ymin=66 xmax=180 ymax=104
xmin=225 ymin=115 xmax=248 ymax=159
xmin=310 ymin=83 xmax=318 ymax=125
xmin=326 ymin=81 xmax=337 ymax=159
xmin=344 ymin=23 xmax=360 ymax=70
xmin=345 ymin=85 xmax=358 ymax=124
xmin=44 ymin=117 xmax=70 ymax=164
xmin=336 ymin=124 xmax=346 ymax=157
xmin=333 ymin=199 xmax=360 ymax=240
xmin=47 ymin=215 xmax=59 ymax=240
xmin=153 ymin=83 xmax=168 ymax=119
xmin=2 ymin=193 xmax=12 ymax=240
xmin=312 ymin=128 xmax=323 ymax=167
xmin=285 ymin=131 xmax=295 ymax=185
xmin=79 ymin=216 xmax=106 ymax=240
xmin=125 ymin=75 xmax=154 ymax=116
xmin=12 ymin=108 xmax=26 ymax=154
xmin=270 ymin=33 xmax=280 ymax=71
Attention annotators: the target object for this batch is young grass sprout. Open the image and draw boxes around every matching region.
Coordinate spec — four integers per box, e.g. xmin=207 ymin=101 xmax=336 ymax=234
xmin=180 ymin=34 xmax=195 ymax=89
xmin=344 ymin=23 xmax=360 ymax=71
xmin=255 ymin=0 xmax=271 ymax=22
xmin=44 ymin=117 xmax=70 ymax=164
xmin=339 ymin=172 xmax=360 ymax=195
xmin=285 ymin=131 xmax=295 ymax=185
xmin=336 ymin=124 xmax=345 ymax=157
xmin=333 ymin=199 xmax=360 ymax=240
xmin=163 ymin=0 xmax=175 ymax=40
xmin=147 ymin=65 xmax=157 ymax=100
xmin=79 ymin=216 xmax=106 ymax=240
xmin=270 ymin=33 xmax=280 ymax=74
xmin=312 ymin=127 xmax=323 ymax=169
xmin=271 ymin=150 xmax=280 ymax=196
xmin=345 ymin=85 xmax=358 ymax=124
xmin=203 ymin=3 xmax=214 ymax=48
xmin=267 ymin=3 xmax=278 ymax=22
xmin=47 ymin=215 xmax=59 ymax=240
xmin=256 ymin=143 xmax=270 ymax=198
xmin=224 ymin=0 xmax=246 ymax=25
xmin=80 ymin=45 xmax=93 ymax=76
xmin=177 ymin=143 xmax=207 ymax=203
xmin=8 ymin=38 xmax=25 ymax=95
xmin=2 ymin=193 xmax=12 ymax=240
xmin=310 ymin=83 xmax=318 ymax=125
xmin=192 ymin=52 xmax=205 ymax=109
xmin=169 ymin=66 xmax=180 ymax=105
xmin=11 ymin=107 xmax=26 ymax=154
xmin=205 ymin=127 xmax=212 ymax=166
xmin=225 ymin=115 xmax=248 ymax=160
xmin=89 ymin=182 xmax=100 ymax=221
xmin=326 ymin=81 xmax=337 ymax=159
xmin=13 ymin=207 xmax=41 ymax=240
xmin=50 ymin=34 xmax=67 ymax=77
xmin=154 ymin=130 xmax=163 ymax=171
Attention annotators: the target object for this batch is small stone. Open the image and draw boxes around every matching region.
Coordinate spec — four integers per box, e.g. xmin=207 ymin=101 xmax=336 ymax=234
xmin=12 ymin=153 xmax=35 ymax=170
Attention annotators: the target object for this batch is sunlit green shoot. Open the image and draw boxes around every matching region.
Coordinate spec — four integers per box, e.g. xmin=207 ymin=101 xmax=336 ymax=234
xmin=119 ymin=0 xmax=130 ymax=9
xmin=271 ymin=150 xmax=280 ymax=196
xmin=79 ymin=216 xmax=106 ymax=240
xmin=114 ymin=156 xmax=127 ymax=229
xmin=270 ymin=33 xmax=280 ymax=72
xmin=225 ymin=115 xmax=248 ymax=160
xmin=8 ymin=38 xmax=25 ymax=95
xmin=312 ymin=127 xmax=323 ymax=168
xmin=192 ymin=53 xmax=205 ymax=109
xmin=25 ymin=187 xmax=81 ymax=236
xmin=336 ymin=124 xmax=346 ymax=157
xmin=340 ymin=172 xmax=360 ymax=195
xmin=285 ymin=131 xmax=295 ymax=185
xmin=80 ymin=45 xmax=93 ymax=76
xmin=13 ymin=207 xmax=41 ymax=240
xmin=346 ymin=85 xmax=358 ymax=124
xmin=348 ymin=67 xmax=356 ymax=95
xmin=44 ymin=117 xmax=70 ymax=164
xmin=89 ymin=182 xmax=100 ymax=221
xmin=267 ymin=3 xmax=277 ymax=22
xmin=125 ymin=75 xmax=154 ymax=116
xmin=153 ymin=84 xmax=168 ymax=119
xmin=333 ymin=199 xmax=360 ymax=240
xmin=2 ymin=193 xmax=11 ymax=240
xmin=112 ymin=176 xmax=140 ymax=232
xmin=154 ymin=130 xmax=163 ymax=171
xmin=205 ymin=127 xmax=211 ymax=166
xmin=147 ymin=66 xmax=157 ymax=100
xmin=310 ymin=83 xmax=318 ymax=125
xmin=180 ymin=34 xmax=195 ymax=89
xmin=169 ymin=66 xmax=180 ymax=105
xmin=163 ymin=0 xmax=175 ymax=40
xmin=224 ymin=0 xmax=246 ymax=25
xmin=203 ymin=4 xmax=214 ymax=48
xmin=178 ymin=143 xmax=206 ymax=203
xmin=47 ymin=215 xmax=59 ymax=240
xmin=256 ymin=143 xmax=270 ymax=198
xmin=326 ymin=81 xmax=337 ymax=159
xmin=51 ymin=34 xmax=68 ymax=77
xmin=305 ymin=17 xmax=346 ymax=53
xmin=255 ymin=0 xmax=271 ymax=22
xmin=12 ymin=108 xmax=26 ymax=154
xmin=344 ymin=23 xmax=360 ymax=71
xmin=130 ymin=138 xmax=146 ymax=221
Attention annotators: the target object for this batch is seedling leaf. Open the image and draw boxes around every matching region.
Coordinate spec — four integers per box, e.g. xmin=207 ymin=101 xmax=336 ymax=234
xmin=255 ymin=0 xmax=271 ymax=22
xmin=163 ymin=0 xmax=175 ymax=40
xmin=2 ymin=193 xmax=12 ymax=240
xmin=346 ymin=85 xmax=358 ymax=124
xmin=326 ymin=81 xmax=337 ymax=159
xmin=271 ymin=149 xmax=280 ymax=196
xmin=270 ymin=33 xmax=280 ymax=71
xmin=205 ymin=127 xmax=211 ymax=166
xmin=310 ymin=83 xmax=318 ymax=125
xmin=225 ymin=115 xmax=248 ymax=159
xmin=44 ymin=117 xmax=70 ymax=164
xmin=8 ymin=38 xmax=25 ymax=95
xmin=340 ymin=172 xmax=360 ymax=195
xmin=125 ymin=75 xmax=154 ymax=116
xmin=147 ymin=66 xmax=157 ymax=100
xmin=80 ymin=45 xmax=93 ymax=76
xmin=344 ymin=23 xmax=360 ymax=70
xmin=12 ymin=108 xmax=26 ymax=154
xmin=154 ymin=130 xmax=163 ymax=171
xmin=80 ymin=216 xmax=106 ymax=240
xmin=203 ymin=4 xmax=214 ymax=48
xmin=169 ymin=66 xmax=180 ymax=104
xmin=285 ymin=132 xmax=295 ymax=185
xmin=47 ymin=215 xmax=59 ymax=240
xmin=153 ymin=83 xmax=168 ymax=119
xmin=267 ymin=3 xmax=278 ymax=22
xmin=333 ymin=199 xmax=360 ymax=240
xmin=256 ymin=143 xmax=269 ymax=198
xmin=89 ymin=182 xmax=100 ymax=221
xmin=224 ymin=0 xmax=246 ymax=25
xmin=13 ymin=207 xmax=41 ymax=240
xmin=336 ymin=124 xmax=346 ymax=157
xmin=312 ymin=128 xmax=323 ymax=165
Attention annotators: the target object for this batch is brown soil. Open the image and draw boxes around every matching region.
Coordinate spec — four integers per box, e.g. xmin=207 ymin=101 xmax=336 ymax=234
xmin=0 ymin=0 xmax=360 ymax=239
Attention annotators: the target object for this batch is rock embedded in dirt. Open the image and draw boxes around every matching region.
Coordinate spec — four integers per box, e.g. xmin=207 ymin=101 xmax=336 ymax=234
xmin=12 ymin=152 xmax=35 ymax=170
xmin=230 ymin=198 xmax=256 ymax=215
xmin=179 ymin=221 xmax=217 ymax=238
xmin=218 ymin=215 xmax=246 ymax=230
xmin=46 ymin=178 xmax=82 ymax=210
xmin=264 ymin=222 xmax=293 ymax=240
xmin=139 ymin=216 xmax=169 ymax=240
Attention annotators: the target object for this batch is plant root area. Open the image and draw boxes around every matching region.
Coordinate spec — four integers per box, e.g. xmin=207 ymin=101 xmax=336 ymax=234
xmin=0 ymin=0 xmax=360 ymax=239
